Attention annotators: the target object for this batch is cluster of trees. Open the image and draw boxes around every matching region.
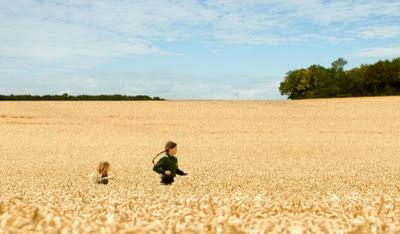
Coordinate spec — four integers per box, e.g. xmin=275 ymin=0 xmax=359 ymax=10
xmin=279 ymin=57 xmax=400 ymax=99
xmin=0 ymin=94 xmax=164 ymax=101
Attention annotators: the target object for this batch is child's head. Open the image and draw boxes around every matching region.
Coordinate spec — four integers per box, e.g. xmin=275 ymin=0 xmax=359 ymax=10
xmin=152 ymin=141 xmax=178 ymax=164
xmin=165 ymin=141 xmax=177 ymax=156
xmin=97 ymin=161 xmax=110 ymax=176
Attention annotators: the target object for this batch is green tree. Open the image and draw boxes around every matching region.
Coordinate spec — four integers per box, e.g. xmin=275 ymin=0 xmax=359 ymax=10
xmin=331 ymin=58 xmax=347 ymax=72
xmin=279 ymin=57 xmax=400 ymax=99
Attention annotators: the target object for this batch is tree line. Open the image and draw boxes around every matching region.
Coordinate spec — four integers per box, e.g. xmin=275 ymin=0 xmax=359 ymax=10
xmin=0 ymin=94 xmax=164 ymax=101
xmin=279 ymin=57 xmax=400 ymax=99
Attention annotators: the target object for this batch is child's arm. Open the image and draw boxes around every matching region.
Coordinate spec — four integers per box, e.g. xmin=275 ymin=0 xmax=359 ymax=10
xmin=98 ymin=176 xmax=113 ymax=181
xmin=176 ymin=168 xmax=185 ymax=176
xmin=176 ymin=166 xmax=188 ymax=176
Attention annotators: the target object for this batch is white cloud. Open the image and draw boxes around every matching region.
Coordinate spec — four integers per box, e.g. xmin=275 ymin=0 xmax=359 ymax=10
xmin=214 ymin=0 xmax=400 ymax=46
xmin=234 ymin=81 xmax=282 ymax=99
xmin=1 ymin=0 xmax=400 ymax=61
xmin=0 ymin=69 xmax=284 ymax=99
xmin=0 ymin=0 xmax=211 ymax=60
xmin=357 ymin=25 xmax=400 ymax=39
xmin=351 ymin=46 xmax=400 ymax=58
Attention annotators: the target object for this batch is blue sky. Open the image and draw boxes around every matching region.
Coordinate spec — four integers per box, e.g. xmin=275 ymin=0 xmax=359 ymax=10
xmin=1 ymin=0 xmax=400 ymax=99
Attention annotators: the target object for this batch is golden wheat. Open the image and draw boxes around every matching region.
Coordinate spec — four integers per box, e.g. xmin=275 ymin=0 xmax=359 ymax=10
xmin=1 ymin=97 xmax=400 ymax=233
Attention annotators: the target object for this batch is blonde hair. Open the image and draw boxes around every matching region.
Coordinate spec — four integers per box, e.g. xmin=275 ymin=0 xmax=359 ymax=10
xmin=97 ymin=161 xmax=110 ymax=176
xmin=152 ymin=141 xmax=177 ymax=164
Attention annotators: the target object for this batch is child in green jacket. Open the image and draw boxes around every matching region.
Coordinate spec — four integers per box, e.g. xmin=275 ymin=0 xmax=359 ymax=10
xmin=152 ymin=141 xmax=188 ymax=185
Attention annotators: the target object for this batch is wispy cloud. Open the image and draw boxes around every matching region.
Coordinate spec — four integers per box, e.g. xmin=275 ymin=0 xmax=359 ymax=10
xmin=0 ymin=68 xmax=283 ymax=99
xmin=1 ymin=0 xmax=400 ymax=61
xmin=357 ymin=25 xmax=400 ymax=39
xmin=351 ymin=46 xmax=400 ymax=58
xmin=0 ymin=0 xmax=191 ymax=60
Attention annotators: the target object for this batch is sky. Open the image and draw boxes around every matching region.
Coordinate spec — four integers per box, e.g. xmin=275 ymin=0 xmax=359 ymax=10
xmin=0 ymin=0 xmax=400 ymax=100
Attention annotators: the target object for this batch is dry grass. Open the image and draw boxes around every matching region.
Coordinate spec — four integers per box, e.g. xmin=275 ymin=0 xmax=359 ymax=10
xmin=1 ymin=97 xmax=400 ymax=233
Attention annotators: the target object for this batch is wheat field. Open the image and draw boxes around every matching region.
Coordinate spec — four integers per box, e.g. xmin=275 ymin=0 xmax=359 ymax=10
xmin=1 ymin=97 xmax=400 ymax=233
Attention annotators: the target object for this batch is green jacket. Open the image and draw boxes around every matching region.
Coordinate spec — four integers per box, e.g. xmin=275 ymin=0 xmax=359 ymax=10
xmin=153 ymin=154 xmax=185 ymax=178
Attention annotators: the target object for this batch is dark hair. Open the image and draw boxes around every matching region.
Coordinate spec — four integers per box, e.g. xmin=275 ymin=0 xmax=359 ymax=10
xmin=152 ymin=141 xmax=177 ymax=164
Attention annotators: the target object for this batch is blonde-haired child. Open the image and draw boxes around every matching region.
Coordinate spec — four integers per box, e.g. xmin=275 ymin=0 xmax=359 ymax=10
xmin=90 ymin=161 xmax=112 ymax=185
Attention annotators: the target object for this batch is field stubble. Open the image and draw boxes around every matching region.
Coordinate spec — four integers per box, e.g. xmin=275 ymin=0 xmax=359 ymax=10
xmin=1 ymin=97 xmax=400 ymax=233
